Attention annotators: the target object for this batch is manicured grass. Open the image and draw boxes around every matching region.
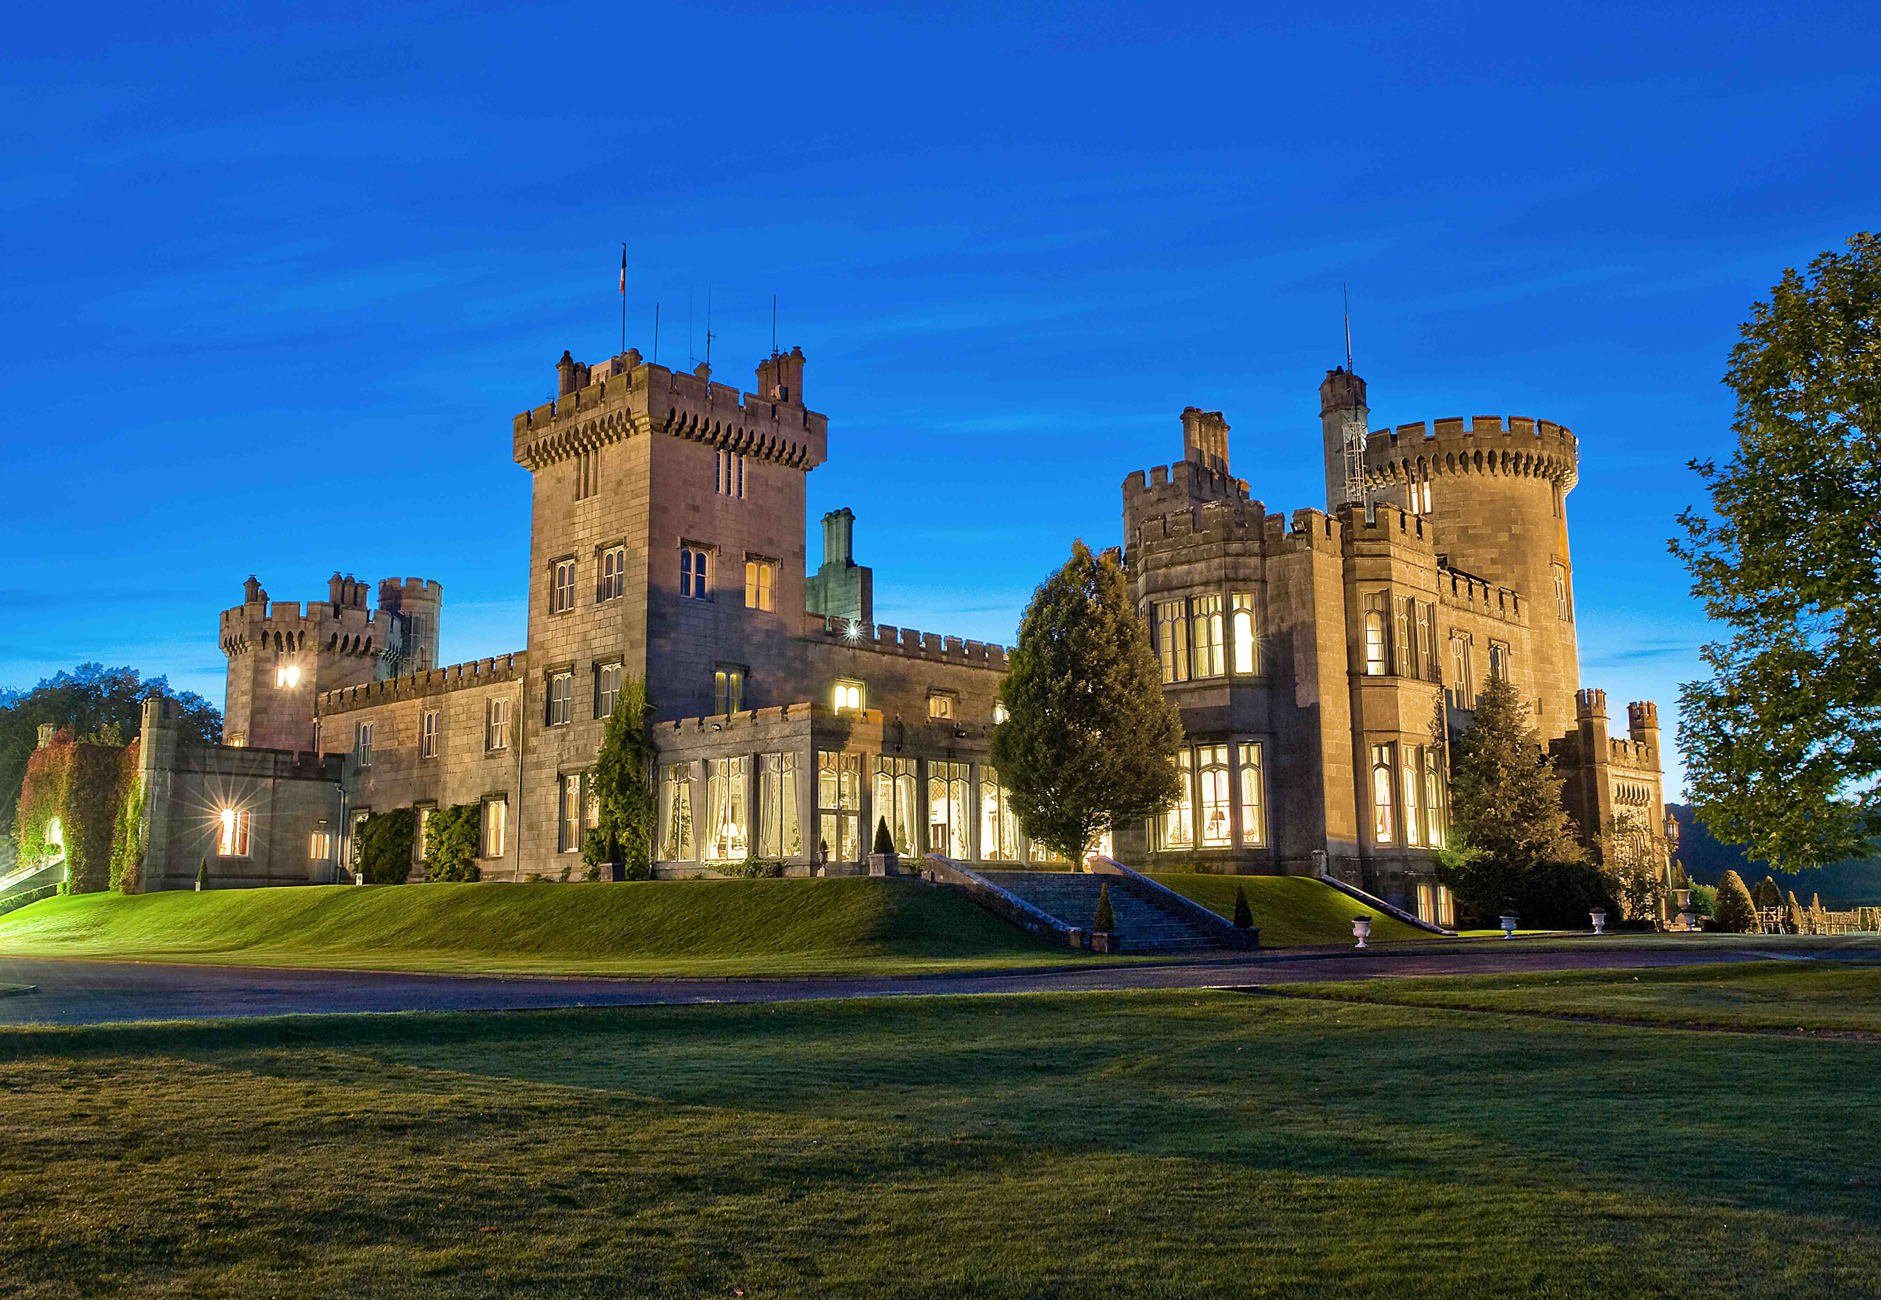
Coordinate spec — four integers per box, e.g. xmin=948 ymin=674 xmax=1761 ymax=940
xmin=0 ymin=878 xmax=1083 ymax=977
xmin=1 ymin=981 xmax=1879 ymax=1295
xmin=1147 ymin=872 xmax=1431 ymax=946
xmin=1297 ymin=958 xmax=1881 ymax=1034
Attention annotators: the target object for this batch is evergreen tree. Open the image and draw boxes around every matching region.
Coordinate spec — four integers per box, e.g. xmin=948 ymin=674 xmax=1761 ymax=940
xmin=589 ymin=678 xmax=656 ymax=878
xmin=1674 ymin=233 xmax=1881 ymax=869
xmin=1711 ymin=869 xmax=1758 ymax=933
xmin=1784 ymin=890 xmax=1807 ymax=935
xmin=991 ymin=540 xmax=1183 ymax=862
xmin=1754 ymin=875 xmax=1783 ymax=911
xmin=871 ymin=817 xmax=895 ymax=857
xmin=1232 ymin=884 xmax=1253 ymax=930
xmin=1092 ymin=881 xmax=1115 ymax=934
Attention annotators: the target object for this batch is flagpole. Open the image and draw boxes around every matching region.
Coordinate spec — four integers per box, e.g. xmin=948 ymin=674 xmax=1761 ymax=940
xmin=620 ymin=243 xmax=627 ymax=357
xmin=654 ymin=303 xmax=660 ymax=366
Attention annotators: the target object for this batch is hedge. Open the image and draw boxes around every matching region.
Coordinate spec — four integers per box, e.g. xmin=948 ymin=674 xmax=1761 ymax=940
xmin=356 ymin=808 xmax=417 ymax=885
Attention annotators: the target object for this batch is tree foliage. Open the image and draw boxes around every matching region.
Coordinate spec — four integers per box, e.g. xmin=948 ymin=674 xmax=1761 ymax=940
xmin=356 ymin=808 xmax=417 ymax=885
xmin=589 ymin=678 xmax=656 ymax=877
xmin=0 ymin=665 xmax=219 ymax=846
xmin=1673 ymin=233 xmax=1881 ymax=870
xmin=991 ymin=540 xmax=1183 ymax=862
xmin=1711 ymin=869 xmax=1759 ymax=933
xmin=424 ymin=804 xmax=482 ymax=882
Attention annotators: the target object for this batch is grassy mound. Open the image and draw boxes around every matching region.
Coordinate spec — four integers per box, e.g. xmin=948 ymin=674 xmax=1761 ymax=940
xmin=1146 ymin=873 xmax=1431 ymax=946
xmin=0 ymin=878 xmax=1072 ymax=977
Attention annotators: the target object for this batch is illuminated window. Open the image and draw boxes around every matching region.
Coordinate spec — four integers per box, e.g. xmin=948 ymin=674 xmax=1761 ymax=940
xmin=217 ymin=808 xmax=251 ymax=858
xmin=274 ymin=663 xmax=301 ymax=689
xmin=1371 ymin=743 xmax=1396 ymax=844
xmin=979 ymin=765 xmax=1020 ymax=861
xmin=1230 ymin=593 xmax=1259 ymax=675
xmin=550 ymin=559 xmax=577 ymax=613
xmin=1363 ymin=593 xmax=1389 ymax=676
xmin=1422 ymin=746 xmax=1446 ymax=848
xmin=547 ymin=672 xmax=573 ymax=726
xmin=872 ymin=757 xmax=920 ymax=855
xmin=415 ymin=806 xmax=432 ymax=862
xmin=485 ymin=697 xmax=512 ymax=752
xmin=714 ymin=665 xmax=745 ymax=715
xmin=927 ymin=692 xmax=955 ymax=720
xmin=816 ymin=752 xmax=862 ymax=864
xmin=1191 ymin=595 xmax=1225 ymax=678
xmin=928 ymin=761 xmax=972 ymax=859
xmin=420 ymin=709 xmax=439 ymax=759
xmin=715 ymin=449 xmax=747 ymax=498
xmin=1394 ymin=597 xmax=1416 ymax=676
xmin=744 ymin=558 xmax=776 ymax=611
xmin=1237 ymin=742 xmax=1265 ymax=847
xmin=1197 ymin=744 xmax=1231 ymax=847
xmin=1450 ymin=633 xmax=1475 ymax=708
xmin=354 ymin=722 xmax=374 ymax=768
xmin=1489 ymin=641 xmax=1510 ymax=683
xmin=1154 ymin=599 xmax=1190 ymax=683
xmin=596 ymin=661 xmax=623 ymax=720
xmin=660 ymin=763 xmax=695 ymax=861
xmin=680 ymin=546 xmax=709 ymax=599
xmin=309 ymin=827 xmax=332 ymax=862
xmin=599 ymin=545 xmax=627 ymax=602
xmin=703 ymin=756 xmax=750 ymax=862
xmin=756 ymin=753 xmax=802 ymax=859
xmin=833 ymin=679 xmax=864 ymax=712
xmin=1401 ymin=747 xmax=1425 ymax=848
xmin=1158 ymin=750 xmax=1195 ymax=851
xmin=1416 ymin=602 xmax=1439 ymax=680
xmin=481 ymin=797 xmax=507 ymax=859
xmin=559 ymin=773 xmax=585 ymax=853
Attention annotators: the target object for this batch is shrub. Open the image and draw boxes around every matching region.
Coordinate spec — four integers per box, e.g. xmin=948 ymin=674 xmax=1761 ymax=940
xmin=1711 ymin=870 xmax=1758 ymax=932
xmin=1688 ymin=882 xmax=1718 ymax=919
xmin=1754 ymin=875 xmax=1783 ymax=911
xmin=871 ymin=817 xmax=895 ymax=856
xmin=1784 ymin=890 xmax=1807 ymax=935
xmin=718 ymin=858 xmax=786 ymax=879
xmin=1232 ymin=884 xmax=1253 ymax=930
xmin=423 ymin=804 xmax=481 ymax=882
xmin=356 ymin=808 xmax=418 ymax=885
xmin=195 ymin=856 xmax=209 ymax=891
xmin=581 ymin=827 xmax=612 ymax=881
xmin=1093 ymin=881 xmax=1115 ymax=934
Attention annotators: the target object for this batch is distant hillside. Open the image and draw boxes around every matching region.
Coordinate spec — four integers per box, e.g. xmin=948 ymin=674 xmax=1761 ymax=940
xmin=1670 ymin=803 xmax=1881 ymax=906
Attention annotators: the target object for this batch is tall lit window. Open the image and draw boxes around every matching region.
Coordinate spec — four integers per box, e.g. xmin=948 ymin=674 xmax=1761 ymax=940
xmin=481 ymin=797 xmax=507 ymax=859
xmin=355 ymin=722 xmax=374 ymax=768
xmin=872 ymin=756 xmax=920 ymax=854
xmin=1191 ymin=595 xmax=1225 ymax=678
xmin=1553 ymin=562 xmax=1572 ymax=622
xmin=1154 ymin=599 xmax=1190 ymax=683
xmin=1411 ymin=465 xmax=1433 ymax=514
xmin=927 ymin=761 xmax=972 ymax=859
xmin=927 ymin=693 xmax=955 ymax=720
xmin=485 ymin=697 xmax=512 ymax=751
xmin=1363 ymin=593 xmax=1389 ymax=676
xmin=560 ymin=772 xmax=585 ymax=853
xmin=1450 ymin=633 xmax=1475 ymax=708
xmin=816 ymin=752 xmax=861 ymax=863
xmin=680 ymin=546 xmax=709 ymax=599
xmin=1196 ymin=744 xmax=1232 ymax=847
xmin=599 ymin=545 xmax=627 ymax=601
xmin=714 ymin=665 xmax=745 ymax=715
xmin=716 ymin=449 xmax=747 ymax=498
xmin=1401 ymin=747 xmax=1425 ymax=848
xmin=1422 ymin=746 xmax=1446 ymax=848
xmin=1236 ymin=742 xmax=1265 ymax=846
xmin=547 ymin=672 xmax=573 ymax=726
xmin=979 ymin=766 xmax=1020 ymax=861
xmin=595 ymin=661 xmax=623 ymax=720
xmin=1371 ymin=743 xmax=1396 ymax=844
xmin=415 ymin=806 xmax=433 ymax=862
xmin=1489 ymin=641 xmax=1510 ymax=682
xmin=217 ymin=807 xmax=251 ymax=858
xmin=703 ymin=756 xmax=750 ymax=862
xmin=744 ymin=558 xmax=776 ymax=612
xmin=660 ymin=763 xmax=695 ymax=861
xmin=274 ymin=663 xmax=301 ymax=689
xmin=309 ymin=826 xmax=332 ymax=862
xmin=757 ymin=753 xmax=802 ymax=858
xmin=550 ymin=559 xmax=577 ymax=613
xmin=1158 ymin=749 xmax=1195 ymax=850
xmin=1230 ymin=593 xmax=1259 ymax=675
xmin=833 ymin=679 xmax=864 ymax=712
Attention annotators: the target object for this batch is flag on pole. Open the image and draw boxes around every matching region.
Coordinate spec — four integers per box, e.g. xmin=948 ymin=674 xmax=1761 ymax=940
xmin=619 ymin=245 xmax=627 ymax=295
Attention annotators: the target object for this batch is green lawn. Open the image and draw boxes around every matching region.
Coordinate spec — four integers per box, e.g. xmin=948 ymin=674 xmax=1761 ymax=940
xmin=1295 ymin=957 xmax=1881 ymax=1034
xmin=1 ymin=974 xmax=1879 ymax=1295
xmin=0 ymin=878 xmax=1083 ymax=977
xmin=1148 ymin=872 xmax=1431 ymax=946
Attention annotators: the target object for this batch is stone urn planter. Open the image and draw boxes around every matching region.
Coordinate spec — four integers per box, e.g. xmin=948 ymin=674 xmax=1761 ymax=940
xmin=1590 ymin=908 xmax=1608 ymax=935
xmin=867 ymin=851 xmax=899 ymax=877
xmin=1499 ymin=913 xmax=1519 ymax=939
xmin=1090 ymin=931 xmax=1122 ymax=954
xmin=1352 ymin=916 xmax=1372 ymax=949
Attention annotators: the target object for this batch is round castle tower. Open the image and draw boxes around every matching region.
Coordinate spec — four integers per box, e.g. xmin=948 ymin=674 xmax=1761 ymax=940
xmin=1320 ymin=370 xmax=1583 ymax=737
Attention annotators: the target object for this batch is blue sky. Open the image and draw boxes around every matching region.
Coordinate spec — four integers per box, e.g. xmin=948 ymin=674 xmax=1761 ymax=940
xmin=4 ymin=1 xmax=1877 ymax=797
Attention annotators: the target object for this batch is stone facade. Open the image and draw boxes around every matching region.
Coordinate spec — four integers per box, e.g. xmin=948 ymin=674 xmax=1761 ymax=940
xmin=158 ymin=339 xmax=1669 ymax=920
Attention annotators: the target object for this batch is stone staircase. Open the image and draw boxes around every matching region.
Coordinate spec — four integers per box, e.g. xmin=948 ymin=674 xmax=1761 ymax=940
xmin=977 ymin=870 xmax=1226 ymax=954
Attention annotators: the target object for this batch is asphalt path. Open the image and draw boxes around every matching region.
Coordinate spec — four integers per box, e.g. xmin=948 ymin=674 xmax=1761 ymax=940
xmin=0 ymin=941 xmax=1814 ymax=1027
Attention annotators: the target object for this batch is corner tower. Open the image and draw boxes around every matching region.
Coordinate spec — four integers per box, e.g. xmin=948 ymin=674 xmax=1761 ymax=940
xmin=219 ymin=573 xmax=386 ymax=750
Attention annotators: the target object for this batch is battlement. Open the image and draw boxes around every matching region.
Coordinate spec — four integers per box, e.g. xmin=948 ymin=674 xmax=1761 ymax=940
xmin=377 ymin=576 xmax=440 ymax=602
xmin=654 ymin=700 xmax=818 ymax=739
xmin=1437 ymin=564 xmax=1525 ymax=622
xmin=315 ymin=651 xmax=527 ymax=714
xmin=1363 ymin=414 xmax=1579 ymax=488
xmin=1576 ymin=687 xmax=1608 ymax=720
xmin=513 ymin=347 xmax=828 ymax=474
xmin=805 ymin=616 xmax=1009 ymax=671
xmin=1336 ymin=501 xmax=1435 ymax=552
xmin=1627 ymin=700 xmax=1659 ymax=732
xmin=1133 ymin=495 xmax=1269 ymax=556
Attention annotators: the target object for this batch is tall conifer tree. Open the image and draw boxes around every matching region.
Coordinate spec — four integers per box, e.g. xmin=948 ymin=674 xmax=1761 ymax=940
xmin=992 ymin=541 xmax=1183 ymax=862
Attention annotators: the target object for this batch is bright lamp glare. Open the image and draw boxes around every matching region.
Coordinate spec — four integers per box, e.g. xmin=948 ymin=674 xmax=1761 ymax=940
xmin=277 ymin=664 xmax=302 ymax=688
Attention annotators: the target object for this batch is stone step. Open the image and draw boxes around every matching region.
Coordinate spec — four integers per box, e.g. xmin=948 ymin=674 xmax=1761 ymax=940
xmin=976 ymin=870 xmax=1226 ymax=953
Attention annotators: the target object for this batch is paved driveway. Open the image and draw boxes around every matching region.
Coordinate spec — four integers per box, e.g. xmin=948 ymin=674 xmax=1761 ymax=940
xmin=0 ymin=942 xmax=1805 ymax=1027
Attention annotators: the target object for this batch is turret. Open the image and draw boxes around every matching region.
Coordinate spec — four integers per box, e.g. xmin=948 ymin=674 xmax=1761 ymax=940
xmin=1319 ymin=368 xmax=1369 ymax=512
xmin=377 ymin=577 xmax=444 ymax=675
xmin=1626 ymin=700 xmax=1659 ymax=751
xmin=1179 ymin=407 xmax=1230 ymax=476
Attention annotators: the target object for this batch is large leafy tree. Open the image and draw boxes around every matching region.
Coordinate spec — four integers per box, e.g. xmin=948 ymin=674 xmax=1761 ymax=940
xmin=991 ymin=540 xmax=1183 ymax=861
xmin=1673 ymin=233 xmax=1881 ymax=871
xmin=1 ymin=664 xmax=219 ymax=842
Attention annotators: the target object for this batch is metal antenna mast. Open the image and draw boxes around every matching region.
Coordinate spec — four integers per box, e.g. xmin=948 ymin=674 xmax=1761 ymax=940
xmin=1340 ymin=283 xmax=1369 ymax=509
xmin=704 ymin=284 xmax=715 ymax=370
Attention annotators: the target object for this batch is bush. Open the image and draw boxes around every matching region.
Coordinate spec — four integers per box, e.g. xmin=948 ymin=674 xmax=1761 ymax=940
xmin=1785 ymin=890 xmax=1807 ymax=935
xmin=1688 ymin=882 xmax=1718 ymax=919
xmin=717 ymin=858 xmax=786 ymax=879
xmin=1232 ymin=884 xmax=1253 ymax=930
xmin=195 ymin=856 xmax=209 ymax=891
xmin=356 ymin=808 xmax=417 ymax=885
xmin=1093 ymin=881 xmax=1115 ymax=934
xmin=423 ymin=804 xmax=481 ymax=882
xmin=1754 ymin=875 xmax=1783 ymax=911
xmin=1441 ymin=851 xmax=1619 ymax=930
xmin=1711 ymin=870 xmax=1758 ymax=932
xmin=871 ymin=817 xmax=895 ymax=856
xmin=580 ymin=827 xmax=612 ymax=882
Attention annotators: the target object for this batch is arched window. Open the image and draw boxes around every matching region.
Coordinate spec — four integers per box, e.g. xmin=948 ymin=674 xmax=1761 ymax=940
xmin=1231 ymin=593 xmax=1259 ymax=674
xmin=1363 ymin=593 xmax=1389 ymax=676
xmin=1371 ymin=743 xmax=1395 ymax=843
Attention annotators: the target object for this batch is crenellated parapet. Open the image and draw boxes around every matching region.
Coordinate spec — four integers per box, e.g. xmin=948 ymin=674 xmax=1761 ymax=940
xmin=803 ymin=616 xmax=1010 ymax=670
xmin=1122 ymin=459 xmax=1250 ymax=520
xmin=512 ymin=347 xmax=828 ymax=473
xmin=1439 ymin=564 xmax=1526 ymax=624
xmin=316 ymin=651 xmax=526 ymax=714
xmin=1335 ymin=501 xmax=1436 ymax=554
xmin=219 ymin=576 xmax=383 ymax=659
xmin=1363 ymin=415 xmax=1579 ymax=492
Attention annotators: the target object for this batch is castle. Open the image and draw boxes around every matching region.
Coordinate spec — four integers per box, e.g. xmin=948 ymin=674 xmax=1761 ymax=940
xmin=132 ymin=337 xmax=1672 ymax=925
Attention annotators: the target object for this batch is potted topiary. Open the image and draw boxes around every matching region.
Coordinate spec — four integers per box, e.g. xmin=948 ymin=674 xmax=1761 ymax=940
xmin=868 ymin=817 xmax=899 ymax=877
xmin=1090 ymin=881 xmax=1120 ymax=953
xmin=1232 ymin=884 xmax=1253 ymax=931
xmin=195 ymin=856 xmax=209 ymax=892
